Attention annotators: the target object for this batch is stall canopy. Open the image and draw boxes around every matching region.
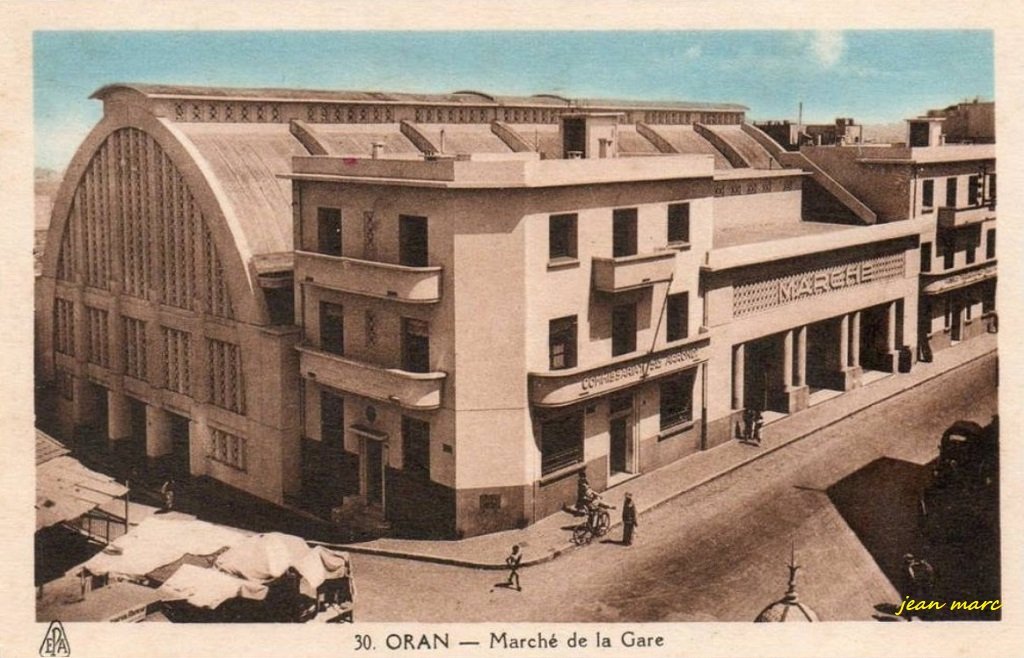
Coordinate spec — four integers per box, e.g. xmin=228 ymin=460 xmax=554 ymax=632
xmin=83 ymin=516 xmax=250 ymax=579
xmin=215 ymin=533 xmax=352 ymax=593
xmin=36 ymin=431 xmax=129 ymax=531
xmin=159 ymin=564 xmax=269 ymax=609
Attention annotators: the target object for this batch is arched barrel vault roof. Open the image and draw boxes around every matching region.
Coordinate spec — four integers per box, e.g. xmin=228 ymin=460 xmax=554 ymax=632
xmin=42 ymin=111 xmax=308 ymax=326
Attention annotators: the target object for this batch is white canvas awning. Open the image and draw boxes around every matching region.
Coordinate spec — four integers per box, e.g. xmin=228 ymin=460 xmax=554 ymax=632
xmin=35 ymin=431 xmax=129 ymax=531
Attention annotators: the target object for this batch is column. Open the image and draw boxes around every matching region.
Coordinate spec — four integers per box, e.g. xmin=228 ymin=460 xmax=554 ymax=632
xmin=886 ymin=302 xmax=898 ymax=352
xmin=839 ymin=314 xmax=850 ymax=369
xmin=782 ymin=330 xmax=794 ymax=389
xmin=107 ymin=389 xmax=132 ymax=442
xmin=851 ymin=311 xmax=862 ymax=367
xmin=796 ymin=326 xmax=807 ymax=387
xmin=732 ymin=343 xmax=745 ymax=410
xmin=145 ymin=405 xmax=172 ymax=458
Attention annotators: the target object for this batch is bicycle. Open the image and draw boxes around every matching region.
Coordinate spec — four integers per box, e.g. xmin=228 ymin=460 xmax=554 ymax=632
xmin=571 ymin=504 xmax=614 ymax=546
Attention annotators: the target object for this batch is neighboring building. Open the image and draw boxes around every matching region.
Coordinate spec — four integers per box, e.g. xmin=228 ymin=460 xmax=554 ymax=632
xmin=927 ymin=99 xmax=994 ymax=145
xmin=754 ymin=117 xmax=863 ymax=151
xmin=35 ymin=85 xmax=994 ymax=539
xmin=798 ymin=114 xmax=997 ymax=360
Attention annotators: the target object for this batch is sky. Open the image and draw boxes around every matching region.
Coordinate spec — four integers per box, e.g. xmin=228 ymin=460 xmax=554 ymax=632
xmin=33 ymin=30 xmax=993 ymax=171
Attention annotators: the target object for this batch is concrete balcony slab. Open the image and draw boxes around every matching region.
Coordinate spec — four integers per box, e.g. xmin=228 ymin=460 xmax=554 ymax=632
xmin=592 ymin=250 xmax=676 ymax=293
xmin=296 ymin=251 xmax=442 ymax=303
xmin=298 ymin=346 xmax=446 ymax=410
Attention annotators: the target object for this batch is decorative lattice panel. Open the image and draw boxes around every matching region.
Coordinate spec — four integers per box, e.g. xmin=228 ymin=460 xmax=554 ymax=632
xmin=733 ymin=252 xmax=906 ymax=318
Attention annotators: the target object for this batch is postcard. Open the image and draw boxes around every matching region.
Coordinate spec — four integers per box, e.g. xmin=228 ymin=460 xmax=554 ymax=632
xmin=2 ymin=2 xmax=1021 ymax=657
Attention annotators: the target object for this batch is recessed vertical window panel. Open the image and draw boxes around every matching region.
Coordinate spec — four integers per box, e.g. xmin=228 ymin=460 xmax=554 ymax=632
xmin=399 ymin=215 xmax=429 ymax=267
xmin=946 ymin=178 xmax=958 ymax=208
xmin=320 ymin=391 xmax=344 ymax=450
xmin=612 ymin=208 xmax=638 ymax=258
xmin=549 ymin=213 xmax=578 ymax=261
xmin=986 ymin=228 xmax=996 ymax=259
xmin=968 ymin=175 xmax=981 ymax=206
xmin=548 ymin=315 xmax=578 ymax=370
xmin=666 ymin=292 xmax=689 ymax=342
xmin=920 ymin=242 xmax=932 ymax=273
xmin=922 ymin=180 xmax=934 ymax=211
xmin=667 ymin=203 xmax=690 ymax=244
xmin=612 ymin=303 xmax=637 ymax=357
xmin=317 ymin=207 xmax=342 ymax=256
xmin=320 ymin=302 xmax=344 ymax=355
xmin=402 ymin=318 xmax=431 ymax=373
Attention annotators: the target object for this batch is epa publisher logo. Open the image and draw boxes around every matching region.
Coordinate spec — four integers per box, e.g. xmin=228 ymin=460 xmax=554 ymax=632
xmin=39 ymin=621 xmax=70 ymax=657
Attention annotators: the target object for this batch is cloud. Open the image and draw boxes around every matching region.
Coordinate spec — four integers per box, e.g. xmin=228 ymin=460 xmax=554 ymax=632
xmin=810 ymin=31 xmax=846 ymax=69
xmin=684 ymin=45 xmax=702 ymax=61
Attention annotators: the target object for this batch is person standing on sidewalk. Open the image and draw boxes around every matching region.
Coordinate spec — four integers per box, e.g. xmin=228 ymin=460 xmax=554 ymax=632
xmin=752 ymin=410 xmax=764 ymax=446
xmin=160 ymin=479 xmax=176 ymax=512
xmin=575 ymin=470 xmax=590 ymax=513
xmin=505 ymin=545 xmax=522 ymax=591
xmin=622 ymin=493 xmax=638 ymax=546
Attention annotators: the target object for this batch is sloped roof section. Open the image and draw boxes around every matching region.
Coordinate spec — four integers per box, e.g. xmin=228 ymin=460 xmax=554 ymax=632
xmin=416 ymin=124 xmax=513 ymax=154
xmin=645 ymin=126 xmax=734 ymax=169
xmin=173 ymin=123 xmax=307 ymax=258
xmin=310 ymin=124 xmax=420 ymax=156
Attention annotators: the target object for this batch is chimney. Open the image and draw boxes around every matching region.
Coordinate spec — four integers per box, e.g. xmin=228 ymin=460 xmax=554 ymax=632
xmin=371 ymin=142 xmax=384 ymax=160
xmin=439 ymin=129 xmax=446 ymax=154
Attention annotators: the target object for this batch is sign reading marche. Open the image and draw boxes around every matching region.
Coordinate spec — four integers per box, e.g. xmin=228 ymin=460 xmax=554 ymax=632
xmin=734 ymin=253 xmax=906 ymax=318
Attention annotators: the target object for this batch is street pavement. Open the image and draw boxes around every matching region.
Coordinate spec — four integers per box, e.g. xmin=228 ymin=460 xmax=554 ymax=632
xmin=350 ymin=350 xmax=998 ymax=622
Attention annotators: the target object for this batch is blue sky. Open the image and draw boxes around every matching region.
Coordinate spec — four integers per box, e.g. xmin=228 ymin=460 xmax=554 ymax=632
xmin=34 ymin=30 xmax=993 ymax=171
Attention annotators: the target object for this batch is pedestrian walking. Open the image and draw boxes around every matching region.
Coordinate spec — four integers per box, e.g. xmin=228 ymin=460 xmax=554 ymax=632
xmin=160 ymin=479 xmax=176 ymax=512
xmin=903 ymin=553 xmax=935 ymax=599
xmin=752 ymin=409 xmax=764 ymax=446
xmin=622 ymin=493 xmax=638 ymax=546
xmin=505 ymin=544 xmax=522 ymax=591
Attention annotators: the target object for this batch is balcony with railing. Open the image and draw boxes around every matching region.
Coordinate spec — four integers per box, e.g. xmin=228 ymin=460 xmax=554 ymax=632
xmin=592 ymin=250 xmax=676 ymax=293
xmin=296 ymin=251 xmax=442 ymax=303
xmin=297 ymin=345 xmax=446 ymax=410
xmin=937 ymin=204 xmax=996 ymax=230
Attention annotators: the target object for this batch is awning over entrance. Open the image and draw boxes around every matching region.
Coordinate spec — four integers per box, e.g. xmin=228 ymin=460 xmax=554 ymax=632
xmin=922 ymin=264 xmax=997 ymax=296
xmin=35 ymin=431 xmax=129 ymax=531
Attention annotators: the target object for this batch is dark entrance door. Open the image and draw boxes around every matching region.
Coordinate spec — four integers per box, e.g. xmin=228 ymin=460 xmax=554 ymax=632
xmin=365 ymin=439 xmax=384 ymax=508
xmin=399 ymin=215 xmax=429 ymax=267
xmin=744 ymin=334 xmax=786 ymax=412
xmin=610 ymin=416 xmax=629 ymax=475
xmin=114 ymin=396 xmax=148 ymax=469
xmin=806 ymin=318 xmax=843 ymax=391
xmin=168 ymin=413 xmax=191 ymax=477
xmin=860 ymin=304 xmax=892 ymax=371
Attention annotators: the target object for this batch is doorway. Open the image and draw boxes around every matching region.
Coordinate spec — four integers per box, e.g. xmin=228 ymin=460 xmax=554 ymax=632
xmin=744 ymin=334 xmax=787 ymax=413
xmin=168 ymin=412 xmax=191 ymax=478
xmin=806 ymin=318 xmax=843 ymax=392
xmin=860 ymin=303 xmax=895 ymax=372
xmin=608 ymin=393 xmax=635 ymax=482
xmin=363 ymin=438 xmax=386 ymax=509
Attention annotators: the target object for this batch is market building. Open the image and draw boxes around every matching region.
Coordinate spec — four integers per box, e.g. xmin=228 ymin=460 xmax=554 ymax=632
xmin=36 ymin=84 xmax=994 ymax=539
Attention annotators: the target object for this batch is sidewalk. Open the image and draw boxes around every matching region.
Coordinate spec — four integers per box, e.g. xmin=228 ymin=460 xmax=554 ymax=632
xmin=324 ymin=334 xmax=998 ymax=569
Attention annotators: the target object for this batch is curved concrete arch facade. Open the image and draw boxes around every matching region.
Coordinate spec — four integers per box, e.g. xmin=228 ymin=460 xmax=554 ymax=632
xmin=37 ymin=94 xmax=302 ymax=505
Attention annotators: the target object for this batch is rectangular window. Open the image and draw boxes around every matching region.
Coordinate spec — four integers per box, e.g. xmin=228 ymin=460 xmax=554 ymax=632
xmin=549 ymin=213 xmax=578 ymax=260
xmin=540 ymin=411 xmax=584 ymax=475
xmin=919 ymin=242 xmax=932 ymax=273
xmin=402 ymin=318 xmax=431 ymax=373
xmin=208 ymin=338 xmax=245 ymax=414
xmin=987 ymin=173 xmax=996 ymax=205
xmin=965 ymin=299 xmax=974 ymax=321
xmin=660 ymin=372 xmax=695 ymax=431
xmin=85 ymin=306 xmax=110 ymax=367
xmin=54 ymin=298 xmax=75 ymax=356
xmin=317 ymin=207 xmax=342 ymax=255
xmin=968 ymin=175 xmax=981 ymax=206
xmin=399 ymin=215 xmax=429 ymax=267
xmin=402 ymin=416 xmax=431 ymax=479
xmin=162 ymin=326 xmax=192 ymax=395
xmin=966 ymin=242 xmax=977 ymax=265
xmin=123 ymin=317 xmax=147 ymax=380
xmin=612 ymin=208 xmax=638 ymax=258
xmin=320 ymin=391 xmax=344 ymax=449
xmin=667 ymin=203 xmax=690 ymax=244
xmin=986 ymin=228 xmax=996 ymax=259
xmin=611 ymin=303 xmax=637 ymax=356
xmin=921 ymin=179 xmax=934 ymax=212
xmin=320 ymin=302 xmax=344 ymax=355
xmin=944 ymin=299 xmax=953 ymax=330
xmin=942 ymin=239 xmax=955 ymax=270
xmin=549 ymin=316 xmax=578 ymax=370
xmin=666 ymin=292 xmax=689 ymax=342
xmin=209 ymin=428 xmax=247 ymax=471
xmin=945 ymin=178 xmax=958 ymax=208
